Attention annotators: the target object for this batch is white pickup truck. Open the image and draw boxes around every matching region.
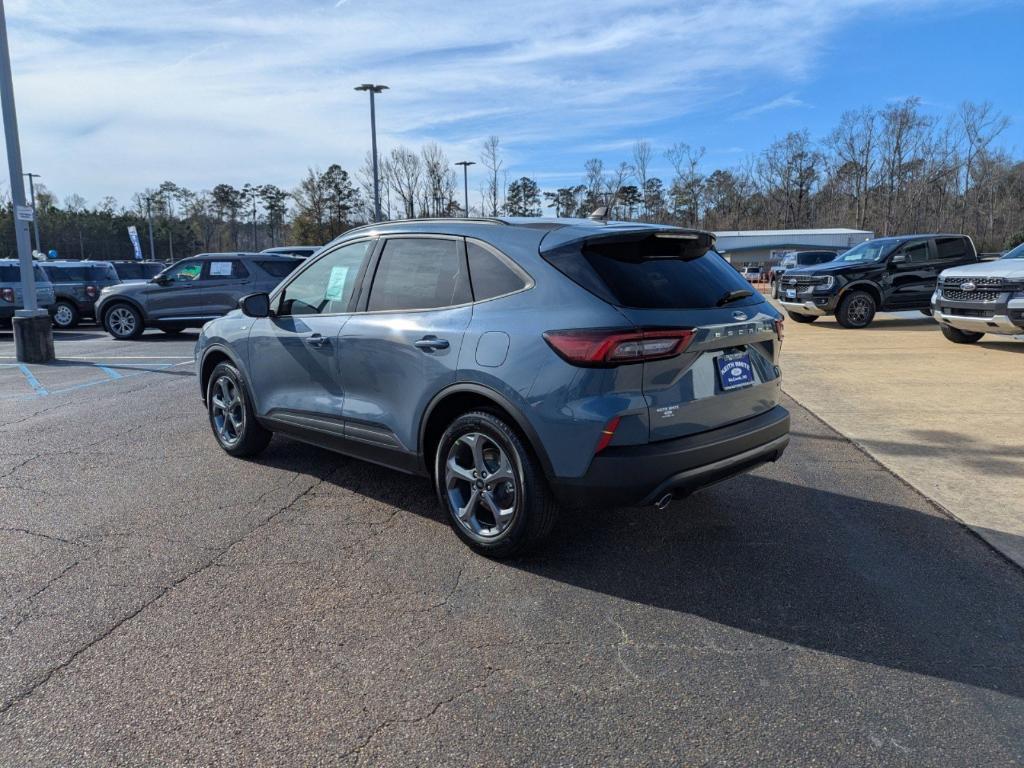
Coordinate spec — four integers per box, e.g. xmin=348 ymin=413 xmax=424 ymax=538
xmin=932 ymin=242 xmax=1024 ymax=343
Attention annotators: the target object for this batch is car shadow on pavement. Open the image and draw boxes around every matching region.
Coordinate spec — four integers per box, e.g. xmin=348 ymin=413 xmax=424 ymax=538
xmin=256 ymin=437 xmax=1024 ymax=701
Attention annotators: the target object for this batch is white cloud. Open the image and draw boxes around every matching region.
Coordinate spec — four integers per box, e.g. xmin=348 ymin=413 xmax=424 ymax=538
xmin=0 ymin=0 xmax=977 ymax=203
xmin=735 ymin=93 xmax=810 ymax=119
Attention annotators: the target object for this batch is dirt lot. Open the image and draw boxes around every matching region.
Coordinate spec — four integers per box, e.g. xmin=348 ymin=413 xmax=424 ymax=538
xmin=779 ymin=307 xmax=1024 ymax=567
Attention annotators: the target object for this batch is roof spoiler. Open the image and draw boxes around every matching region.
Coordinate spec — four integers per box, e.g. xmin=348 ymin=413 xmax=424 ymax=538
xmin=543 ymin=227 xmax=716 ymax=262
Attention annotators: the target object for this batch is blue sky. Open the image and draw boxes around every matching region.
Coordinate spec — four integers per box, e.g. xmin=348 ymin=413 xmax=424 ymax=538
xmin=3 ymin=0 xmax=1021 ymax=210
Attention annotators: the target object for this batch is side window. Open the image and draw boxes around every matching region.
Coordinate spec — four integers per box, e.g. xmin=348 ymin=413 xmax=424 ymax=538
xmin=258 ymin=260 xmax=301 ymax=279
xmin=935 ymin=237 xmax=968 ymax=261
xmin=165 ymin=260 xmax=203 ymax=282
xmin=367 ymin=238 xmax=470 ymax=312
xmin=204 ymin=260 xmax=248 ymax=280
xmin=900 ymin=241 xmax=930 ymax=264
xmin=278 ymin=240 xmax=372 ymax=316
xmin=467 ymin=242 xmax=528 ymax=300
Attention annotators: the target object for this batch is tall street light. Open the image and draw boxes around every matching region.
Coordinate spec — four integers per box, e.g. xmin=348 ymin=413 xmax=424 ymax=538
xmin=455 ymin=161 xmax=475 ymax=217
xmin=354 ymin=83 xmax=387 ymax=222
xmin=0 ymin=0 xmax=52 ymax=362
xmin=23 ymin=171 xmax=40 ymax=252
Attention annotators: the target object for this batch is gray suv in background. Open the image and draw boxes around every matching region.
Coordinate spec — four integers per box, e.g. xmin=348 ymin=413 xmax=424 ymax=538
xmin=96 ymin=252 xmax=302 ymax=339
xmin=195 ymin=217 xmax=789 ymax=556
xmin=0 ymin=260 xmax=56 ymax=323
xmin=43 ymin=260 xmax=121 ymax=328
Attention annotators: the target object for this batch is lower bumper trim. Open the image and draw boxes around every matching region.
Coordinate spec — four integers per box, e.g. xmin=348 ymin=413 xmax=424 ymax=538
xmin=779 ymin=300 xmax=828 ymax=316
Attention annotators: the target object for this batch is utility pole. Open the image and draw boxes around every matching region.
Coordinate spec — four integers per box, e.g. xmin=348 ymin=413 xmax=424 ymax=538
xmin=455 ymin=161 xmax=475 ymax=217
xmin=354 ymin=83 xmax=388 ymax=222
xmin=249 ymin=186 xmax=257 ymax=249
xmin=0 ymin=0 xmax=52 ymax=362
xmin=23 ymin=171 xmax=40 ymax=252
xmin=144 ymin=195 xmax=156 ymax=260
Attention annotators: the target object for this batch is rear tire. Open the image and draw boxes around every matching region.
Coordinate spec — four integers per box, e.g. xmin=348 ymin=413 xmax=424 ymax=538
xmin=435 ymin=410 xmax=558 ymax=558
xmin=786 ymin=311 xmax=818 ymax=324
xmin=940 ymin=324 xmax=983 ymax=344
xmin=104 ymin=303 xmax=145 ymax=339
xmin=52 ymin=301 xmax=80 ymax=329
xmin=836 ymin=290 xmax=876 ymax=328
xmin=206 ymin=361 xmax=272 ymax=457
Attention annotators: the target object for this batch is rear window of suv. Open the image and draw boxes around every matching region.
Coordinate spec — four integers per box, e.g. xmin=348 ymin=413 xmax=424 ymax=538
xmin=45 ymin=264 xmax=118 ymax=282
xmin=0 ymin=265 xmax=49 ymax=282
xmin=543 ymin=236 xmax=759 ymax=309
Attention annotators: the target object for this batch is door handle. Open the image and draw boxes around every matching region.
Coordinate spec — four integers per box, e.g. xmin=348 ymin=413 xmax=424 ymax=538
xmin=305 ymin=333 xmax=328 ymax=348
xmin=414 ymin=336 xmax=450 ymax=351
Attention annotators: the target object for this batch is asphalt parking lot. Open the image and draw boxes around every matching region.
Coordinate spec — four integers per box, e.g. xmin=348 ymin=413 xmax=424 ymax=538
xmin=1 ymin=327 xmax=1023 ymax=765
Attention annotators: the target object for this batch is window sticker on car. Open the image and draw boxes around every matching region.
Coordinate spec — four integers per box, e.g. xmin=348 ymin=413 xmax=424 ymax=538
xmin=325 ymin=265 xmax=350 ymax=300
xmin=209 ymin=261 xmax=233 ymax=277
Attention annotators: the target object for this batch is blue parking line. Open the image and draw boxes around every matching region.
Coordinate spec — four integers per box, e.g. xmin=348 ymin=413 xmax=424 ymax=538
xmin=18 ymin=364 xmax=48 ymax=396
xmin=98 ymin=365 xmax=123 ymax=380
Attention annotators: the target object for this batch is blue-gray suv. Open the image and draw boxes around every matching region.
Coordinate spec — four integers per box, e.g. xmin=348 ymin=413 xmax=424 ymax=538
xmin=196 ymin=217 xmax=790 ymax=556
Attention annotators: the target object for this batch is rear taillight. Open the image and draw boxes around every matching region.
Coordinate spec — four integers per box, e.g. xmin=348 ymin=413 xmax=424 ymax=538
xmin=85 ymin=285 xmax=98 ymax=298
xmin=0 ymin=288 xmax=13 ymax=303
xmin=543 ymin=328 xmax=694 ymax=366
xmin=595 ymin=416 xmax=621 ymax=454
xmin=774 ymin=318 xmax=784 ymax=341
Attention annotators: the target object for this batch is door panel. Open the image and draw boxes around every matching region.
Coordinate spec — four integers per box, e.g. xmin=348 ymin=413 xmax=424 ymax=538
xmin=201 ymin=259 xmax=253 ymax=316
xmin=883 ymin=240 xmax=933 ymax=307
xmin=144 ymin=259 xmax=206 ymax=320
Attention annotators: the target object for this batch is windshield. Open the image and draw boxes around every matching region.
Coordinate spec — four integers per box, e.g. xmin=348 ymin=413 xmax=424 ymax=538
xmin=780 ymin=255 xmax=796 ymax=267
xmin=1001 ymin=242 xmax=1024 ymax=260
xmin=836 ymin=240 xmax=896 ymax=263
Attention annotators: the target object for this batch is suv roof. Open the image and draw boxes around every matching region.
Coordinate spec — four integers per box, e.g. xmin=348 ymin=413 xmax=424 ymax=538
xmin=188 ymin=252 xmax=303 ymax=261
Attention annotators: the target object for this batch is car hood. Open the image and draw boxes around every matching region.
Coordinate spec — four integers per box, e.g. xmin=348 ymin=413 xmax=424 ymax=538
xmin=100 ymin=281 xmax=150 ymax=298
xmin=940 ymin=259 xmax=1024 ymax=279
xmin=784 ymin=260 xmax=869 ymax=277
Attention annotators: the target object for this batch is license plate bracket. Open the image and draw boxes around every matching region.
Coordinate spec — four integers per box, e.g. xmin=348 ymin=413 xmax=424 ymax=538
xmin=717 ymin=352 xmax=755 ymax=391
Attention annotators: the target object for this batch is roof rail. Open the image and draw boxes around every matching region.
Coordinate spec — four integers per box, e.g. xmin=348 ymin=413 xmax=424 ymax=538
xmin=340 ymin=216 xmax=509 ymax=236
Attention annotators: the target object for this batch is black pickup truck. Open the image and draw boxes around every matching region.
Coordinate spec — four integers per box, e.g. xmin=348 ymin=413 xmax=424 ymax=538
xmin=778 ymin=234 xmax=978 ymax=328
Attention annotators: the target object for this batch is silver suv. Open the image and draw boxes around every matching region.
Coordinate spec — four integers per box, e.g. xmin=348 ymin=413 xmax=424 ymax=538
xmin=95 ymin=253 xmax=302 ymax=339
xmin=0 ymin=260 xmax=55 ymax=323
xmin=932 ymin=242 xmax=1024 ymax=343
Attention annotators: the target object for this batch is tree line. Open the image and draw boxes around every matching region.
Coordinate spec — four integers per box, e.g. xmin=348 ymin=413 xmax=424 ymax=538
xmin=0 ymin=96 xmax=1019 ymax=261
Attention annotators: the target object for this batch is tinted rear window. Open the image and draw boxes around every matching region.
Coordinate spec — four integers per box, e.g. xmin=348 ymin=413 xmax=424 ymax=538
xmin=467 ymin=242 xmax=527 ymax=300
xmin=367 ymin=238 xmax=470 ymax=312
xmin=258 ymin=260 xmax=301 ymax=278
xmin=544 ymin=237 xmax=757 ymax=309
xmin=0 ymin=265 xmax=49 ymax=282
xmin=45 ymin=264 xmax=118 ymax=282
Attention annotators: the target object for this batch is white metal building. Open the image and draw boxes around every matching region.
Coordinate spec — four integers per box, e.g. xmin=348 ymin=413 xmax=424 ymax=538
xmin=714 ymin=228 xmax=874 ymax=266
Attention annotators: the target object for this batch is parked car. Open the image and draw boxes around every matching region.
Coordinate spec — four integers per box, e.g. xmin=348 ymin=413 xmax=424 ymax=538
xmin=95 ymin=252 xmax=303 ymax=339
xmin=260 ymin=246 xmax=321 ymax=259
xmin=108 ymin=260 xmax=167 ymax=283
xmin=779 ymin=234 xmax=978 ymax=328
xmin=0 ymin=259 xmax=55 ymax=324
xmin=42 ymin=260 xmax=121 ymax=328
xmin=931 ymin=240 xmax=1024 ymax=343
xmin=740 ymin=265 xmax=764 ymax=282
xmin=195 ymin=217 xmax=789 ymax=557
xmin=769 ymin=250 xmax=838 ymax=298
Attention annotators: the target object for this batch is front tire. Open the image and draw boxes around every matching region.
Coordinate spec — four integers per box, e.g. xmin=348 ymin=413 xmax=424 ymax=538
xmin=435 ymin=410 xmax=558 ymax=558
xmin=836 ymin=290 xmax=876 ymax=328
xmin=940 ymin=325 xmax=983 ymax=344
xmin=104 ymin=303 xmax=145 ymax=339
xmin=786 ymin=311 xmax=818 ymax=324
xmin=52 ymin=301 xmax=80 ymax=329
xmin=206 ymin=362 xmax=272 ymax=457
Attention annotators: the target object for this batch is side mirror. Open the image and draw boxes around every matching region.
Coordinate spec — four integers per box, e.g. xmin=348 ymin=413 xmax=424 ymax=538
xmin=239 ymin=292 xmax=271 ymax=318
xmin=891 ymin=253 xmax=907 ymax=265
xmin=152 ymin=274 xmax=172 ymax=285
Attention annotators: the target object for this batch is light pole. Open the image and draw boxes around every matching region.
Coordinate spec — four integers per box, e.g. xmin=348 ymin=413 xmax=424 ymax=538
xmin=0 ymin=0 xmax=52 ymax=362
xmin=23 ymin=171 xmax=41 ymax=252
xmin=354 ymin=83 xmax=387 ymax=222
xmin=144 ymin=195 xmax=156 ymax=260
xmin=455 ymin=161 xmax=475 ymax=217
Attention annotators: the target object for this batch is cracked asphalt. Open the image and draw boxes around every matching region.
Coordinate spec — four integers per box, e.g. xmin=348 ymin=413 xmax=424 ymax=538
xmin=1 ymin=328 xmax=1023 ymax=766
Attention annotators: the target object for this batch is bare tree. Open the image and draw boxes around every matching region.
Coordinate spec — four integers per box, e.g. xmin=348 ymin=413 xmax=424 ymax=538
xmin=387 ymin=146 xmax=422 ymax=219
xmin=480 ymin=136 xmax=503 ymax=216
xmin=631 ymin=140 xmax=653 ymax=219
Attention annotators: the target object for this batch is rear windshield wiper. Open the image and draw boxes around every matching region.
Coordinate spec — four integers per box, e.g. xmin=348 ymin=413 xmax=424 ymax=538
xmin=716 ymin=289 xmax=753 ymax=306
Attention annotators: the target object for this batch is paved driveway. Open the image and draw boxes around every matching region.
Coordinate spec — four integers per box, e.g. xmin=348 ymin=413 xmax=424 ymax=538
xmin=779 ymin=309 xmax=1024 ymax=567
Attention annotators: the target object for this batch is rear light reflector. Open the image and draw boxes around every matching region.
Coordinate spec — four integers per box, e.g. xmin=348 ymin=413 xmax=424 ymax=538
xmin=774 ymin=317 xmax=784 ymax=341
xmin=595 ymin=416 xmax=621 ymax=454
xmin=85 ymin=285 xmax=98 ymax=298
xmin=543 ymin=328 xmax=694 ymax=366
xmin=0 ymin=288 xmax=13 ymax=303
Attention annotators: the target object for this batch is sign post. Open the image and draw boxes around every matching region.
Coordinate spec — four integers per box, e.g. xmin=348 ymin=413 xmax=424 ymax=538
xmin=0 ymin=0 xmax=53 ymax=362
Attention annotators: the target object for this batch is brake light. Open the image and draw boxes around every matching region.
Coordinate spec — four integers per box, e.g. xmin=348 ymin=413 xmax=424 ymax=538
xmin=774 ymin=317 xmax=784 ymax=341
xmin=0 ymin=288 xmax=13 ymax=303
xmin=543 ymin=328 xmax=694 ymax=366
xmin=595 ymin=416 xmax=621 ymax=454
xmin=85 ymin=285 xmax=98 ymax=298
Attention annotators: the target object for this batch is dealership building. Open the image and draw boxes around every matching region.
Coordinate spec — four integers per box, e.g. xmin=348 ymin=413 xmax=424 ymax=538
xmin=714 ymin=228 xmax=874 ymax=267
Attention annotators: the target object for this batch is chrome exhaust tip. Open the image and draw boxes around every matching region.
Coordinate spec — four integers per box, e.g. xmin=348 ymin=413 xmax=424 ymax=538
xmin=654 ymin=493 xmax=674 ymax=511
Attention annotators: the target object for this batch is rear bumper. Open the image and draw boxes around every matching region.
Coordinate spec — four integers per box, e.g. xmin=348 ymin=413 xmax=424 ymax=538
xmin=549 ymin=405 xmax=790 ymax=508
